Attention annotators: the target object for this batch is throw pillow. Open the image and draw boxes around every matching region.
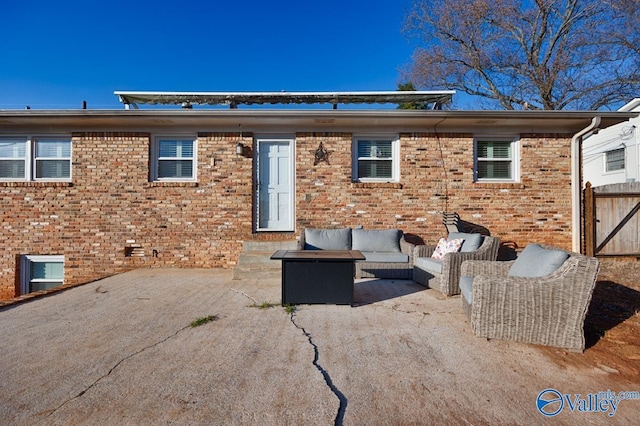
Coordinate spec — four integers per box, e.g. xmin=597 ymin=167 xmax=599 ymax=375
xmin=431 ymin=237 xmax=464 ymax=260
xmin=448 ymin=232 xmax=484 ymax=252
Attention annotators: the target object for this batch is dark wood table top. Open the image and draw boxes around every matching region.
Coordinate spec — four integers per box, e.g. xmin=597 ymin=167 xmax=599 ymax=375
xmin=271 ymin=250 xmax=366 ymax=261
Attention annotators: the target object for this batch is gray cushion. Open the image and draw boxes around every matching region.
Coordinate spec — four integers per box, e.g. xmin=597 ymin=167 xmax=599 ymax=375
xmin=508 ymin=244 xmax=569 ymax=278
xmin=352 ymin=229 xmax=402 ymax=253
xmin=415 ymin=257 xmax=442 ymax=274
xmin=448 ymin=232 xmax=484 ymax=252
xmin=361 ymin=252 xmax=409 ymax=263
xmin=459 ymin=276 xmax=474 ymax=303
xmin=304 ymin=228 xmax=351 ymax=250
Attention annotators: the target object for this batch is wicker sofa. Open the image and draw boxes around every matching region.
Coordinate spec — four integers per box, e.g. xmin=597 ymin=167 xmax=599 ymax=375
xmin=413 ymin=232 xmax=500 ymax=296
xmin=460 ymin=244 xmax=600 ymax=352
xmin=298 ymin=228 xmax=415 ymax=279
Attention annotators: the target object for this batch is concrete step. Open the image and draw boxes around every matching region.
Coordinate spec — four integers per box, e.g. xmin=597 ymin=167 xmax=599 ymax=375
xmin=233 ymin=240 xmax=297 ymax=280
xmin=232 ymin=265 xmax=282 ymax=280
xmin=242 ymin=240 xmax=298 ymax=252
xmin=238 ymin=252 xmax=283 ymax=265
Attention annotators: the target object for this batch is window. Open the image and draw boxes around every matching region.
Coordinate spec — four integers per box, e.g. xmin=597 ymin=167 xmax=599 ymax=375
xmin=0 ymin=137 xmax=71 ymax=181
xmin=353 ymin=136 xmax=399 ymax=182
xmin=20 ymin=255 xmax=64 ymax=294
xmin=0 ymin=139 xmax=26 ymax=179
xmin=152 ymin=137 xmax=196 ymax=181
xmin=35 ymin=138 xmax=72 ymax=179
xmin=605 ymin=148 xmax=625 ymax=172
xmin=475 ymin=138 xmax=519 ymax=182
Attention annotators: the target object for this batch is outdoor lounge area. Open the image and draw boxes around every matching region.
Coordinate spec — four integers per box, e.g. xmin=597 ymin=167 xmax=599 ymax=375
xmin=284 ymin=218 xmax=600 ymax=353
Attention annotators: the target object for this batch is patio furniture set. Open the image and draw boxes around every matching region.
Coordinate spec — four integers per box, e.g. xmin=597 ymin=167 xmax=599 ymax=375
xmin=272 ymin=217 xmax=600 ymax=352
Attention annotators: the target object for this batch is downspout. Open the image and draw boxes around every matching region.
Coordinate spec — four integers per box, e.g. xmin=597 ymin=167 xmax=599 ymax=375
xmin=634 ymin=125 xmax=639 ymax=183
xmin=571 ymin=116 xmax=600 ymax=253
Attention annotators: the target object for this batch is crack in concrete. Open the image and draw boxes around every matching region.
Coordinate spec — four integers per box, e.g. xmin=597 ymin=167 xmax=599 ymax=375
xmin=367 ymin=304 xmax=435 ymax=327
xmin=230 ymin=288 xmax=258 ymax=305
xmin=46 ymin=324 xmax=191 ymax=417
xmin=289 ymin=311 xmax=347 ymax=426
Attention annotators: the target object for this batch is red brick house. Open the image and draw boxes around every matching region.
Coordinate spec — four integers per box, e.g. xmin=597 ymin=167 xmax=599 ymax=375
xmin=0 ymin=91 xmax=635 ymax=300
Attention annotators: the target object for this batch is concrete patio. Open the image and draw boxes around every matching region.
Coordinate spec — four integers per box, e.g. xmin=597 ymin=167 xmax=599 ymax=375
xmin=1 ymin=268 xmax=638 ymax=425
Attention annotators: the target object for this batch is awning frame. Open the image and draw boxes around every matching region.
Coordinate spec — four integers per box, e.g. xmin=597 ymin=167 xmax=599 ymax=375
xmin=114 ymin=90 xmax=456 ymax=110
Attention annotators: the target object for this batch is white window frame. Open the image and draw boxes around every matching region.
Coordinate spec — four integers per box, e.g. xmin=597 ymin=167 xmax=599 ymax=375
xmin=352 ymin=135 xmax=400 ymax=183
xmin=474 ymin=136 xmax=520 ymax=182
xmin=151 ymin=136 xmax=198 ymax=182
xmin=605 ymin=147 xmax=625 ymax=172
xmin=20 ymin=254 xmax=65 ymax=295
xmin=0 ymin=136 xmax=72 ymax=182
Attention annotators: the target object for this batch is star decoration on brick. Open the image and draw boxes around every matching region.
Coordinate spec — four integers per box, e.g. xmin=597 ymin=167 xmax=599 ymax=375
xmin=313 ymin=141 xmax=331 ymax=166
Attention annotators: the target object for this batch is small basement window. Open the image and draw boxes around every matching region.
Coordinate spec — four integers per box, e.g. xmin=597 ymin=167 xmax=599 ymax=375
xmin=20 ymin=255 xmax=64 ymax=294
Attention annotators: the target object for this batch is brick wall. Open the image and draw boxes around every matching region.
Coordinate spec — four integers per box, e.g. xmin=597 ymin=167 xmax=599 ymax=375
xmin=0 ymin=132 xmax=254 ymax=299
xmin=0 ymin=130 xmax=573 ymax=300
xmin=295 ymin=132 xmax=573 ymax=249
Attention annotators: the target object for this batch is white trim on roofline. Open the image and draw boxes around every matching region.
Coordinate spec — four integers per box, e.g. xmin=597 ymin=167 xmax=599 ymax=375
xmin=619 ymin=98 xmax=640 ymax=112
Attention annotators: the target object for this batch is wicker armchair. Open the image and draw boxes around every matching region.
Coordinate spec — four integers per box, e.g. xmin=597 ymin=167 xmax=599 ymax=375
xmin=413 ymin=234 xmax=500 ymax=296
xmin=460 ymin=245 xmax=600 ymax=352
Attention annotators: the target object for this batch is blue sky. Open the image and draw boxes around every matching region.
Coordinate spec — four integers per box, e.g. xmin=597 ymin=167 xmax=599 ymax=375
xmin=1 ymin=0 xmax=422 ymax=109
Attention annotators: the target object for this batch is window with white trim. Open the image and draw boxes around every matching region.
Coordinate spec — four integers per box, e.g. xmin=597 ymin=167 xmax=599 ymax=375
xmin=353 ymin=136 xmax=399 ymax=182
xmin=474 ymin=137 xmax=519 ymax=182
xmin=605 ymin=148 xmax=625 ymax=172
xmin=0 ymin=137 xmax=71 ymax=181
xmin=151 ymin=137 xmax=197 ymax=181
xmin=20 ymin=255 xmax=65 ymax=294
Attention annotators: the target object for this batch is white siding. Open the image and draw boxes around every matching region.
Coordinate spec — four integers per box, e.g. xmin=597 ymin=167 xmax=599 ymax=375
xmin=583 ymin=99 xmax=640 ymax=187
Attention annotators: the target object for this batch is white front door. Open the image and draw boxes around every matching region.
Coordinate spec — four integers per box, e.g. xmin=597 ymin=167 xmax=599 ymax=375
xmin=256 ymin=137 xmax=294 ymax=231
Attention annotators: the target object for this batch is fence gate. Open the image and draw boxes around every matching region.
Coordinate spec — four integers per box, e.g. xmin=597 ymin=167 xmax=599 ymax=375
xmin=584 ymin=182 xmax=640 ymax=257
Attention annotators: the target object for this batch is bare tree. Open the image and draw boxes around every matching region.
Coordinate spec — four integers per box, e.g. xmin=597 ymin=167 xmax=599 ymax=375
xmin=403 ymin=0 xmax=640 ymax=110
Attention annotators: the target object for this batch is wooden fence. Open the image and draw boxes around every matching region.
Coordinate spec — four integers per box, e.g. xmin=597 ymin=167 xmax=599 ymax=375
xmin=584 ymin=182 xmax=640 ymax=257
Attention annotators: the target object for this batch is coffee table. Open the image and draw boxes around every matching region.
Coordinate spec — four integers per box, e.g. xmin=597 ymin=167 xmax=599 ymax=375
xmin=270 ymin=250 xmax=366 ymax=305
